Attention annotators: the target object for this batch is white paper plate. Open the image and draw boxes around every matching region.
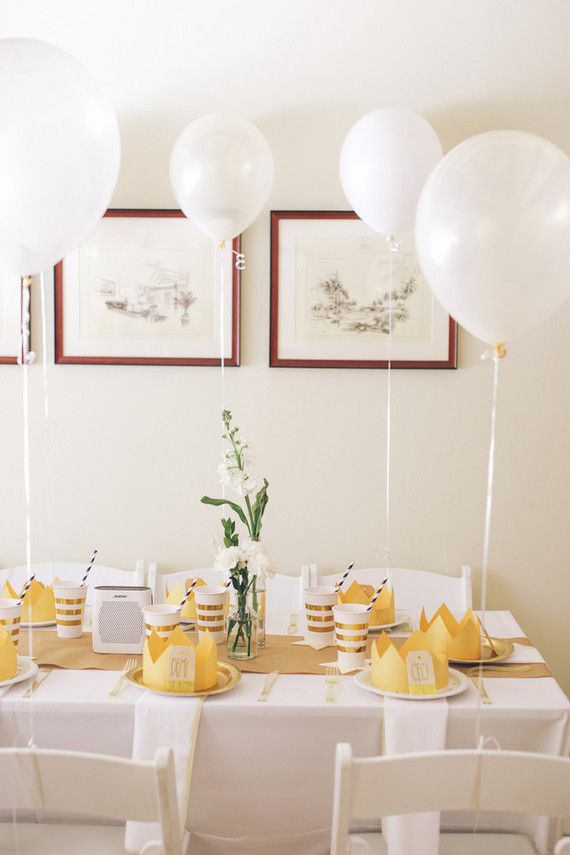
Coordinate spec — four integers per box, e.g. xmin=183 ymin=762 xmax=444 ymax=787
xmin=0 ymin=656 xmax=39 ymax=687
xmin=21 ymin=621 xmax=56 ymax=629
xmin=354 ymin=667 xmax=469 ymax=700
xmin=368 ymin=611 xmax=409 ymax=633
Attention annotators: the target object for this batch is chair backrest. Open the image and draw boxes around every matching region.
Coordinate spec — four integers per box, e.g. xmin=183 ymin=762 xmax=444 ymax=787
xmin=148 ymin=564 xmax=224 ymax=603
xmin=149 ymin=564 xmax=311 ymax=610
xmin=0 ymin=746 xmax=182 ymax=855
xmin=266 ymin=566 xmax=311 ymax=610
xmin=331 ymin=744 xmax=570 ymax=855
xmin=0 ymin=561 xmax=146 ymax=605
xmin=317 ymin=566 xmax=472 ymax=613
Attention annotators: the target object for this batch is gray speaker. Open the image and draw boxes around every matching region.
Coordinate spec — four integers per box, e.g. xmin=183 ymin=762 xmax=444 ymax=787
xmin=91 ymin=585 xmax=152 ymax=654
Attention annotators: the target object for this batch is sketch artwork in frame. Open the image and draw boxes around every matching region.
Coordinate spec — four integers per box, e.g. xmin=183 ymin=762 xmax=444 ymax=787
xmin=270 ymin=211 xmax=457 ymax=369
xmin=0 ymin=273 xmax=25 ymax=364
xmin=55 ymin=209 xmax=240 ymax=365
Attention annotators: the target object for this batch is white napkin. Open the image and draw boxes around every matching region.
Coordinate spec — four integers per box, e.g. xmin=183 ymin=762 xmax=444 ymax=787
xmin=125 ymin=691 xmax=204 ymax=853
xmin=383 ymin=696 xmax=449 ymax=855
xmin=292 ymin=638 xmax=334 ymax=651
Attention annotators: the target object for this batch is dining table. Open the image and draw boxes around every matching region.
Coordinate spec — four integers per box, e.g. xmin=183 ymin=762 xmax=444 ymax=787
xmin=0 ymin=609 xmax=568 ymax=855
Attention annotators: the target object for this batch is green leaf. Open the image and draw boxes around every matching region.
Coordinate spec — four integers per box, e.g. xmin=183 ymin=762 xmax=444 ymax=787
xmin=201 ymin=495 xmax=248 ymax=528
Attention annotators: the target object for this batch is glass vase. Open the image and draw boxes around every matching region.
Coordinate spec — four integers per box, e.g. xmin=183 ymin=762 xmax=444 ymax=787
xmin=227 ymin=592 xmax=258 ymax=660
xmin=251 ymin=571 xmax=266 ymax=649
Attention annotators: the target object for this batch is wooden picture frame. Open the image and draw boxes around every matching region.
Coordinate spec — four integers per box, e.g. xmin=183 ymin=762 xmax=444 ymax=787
xmin=0 ymin=274 xmax=25 ymax=365
xmin=55 ymin=209 xmax=240 ymax=366
xmin=270 ymin=210 xmax=457 ymax=369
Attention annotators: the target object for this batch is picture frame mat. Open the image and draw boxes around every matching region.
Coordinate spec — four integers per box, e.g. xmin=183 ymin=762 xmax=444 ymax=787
xmin=271 ymin=211 xmax=457 ymax=369
xmin=55 ymin=210 xmax=240 ymax=366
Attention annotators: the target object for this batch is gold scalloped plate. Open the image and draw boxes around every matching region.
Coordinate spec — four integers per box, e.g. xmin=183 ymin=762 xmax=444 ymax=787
xmin=126 ymin=661 xmax=241 ymax=698
xmin=449 ymin=636 xmax=514 ymax=666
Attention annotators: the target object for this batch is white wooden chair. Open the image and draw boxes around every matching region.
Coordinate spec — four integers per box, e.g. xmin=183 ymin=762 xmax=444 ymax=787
xmin=317 ymin=565 xmax=472 ymax=614
xmin=0 ymin=746 xmax=184 ymax=855
xmin=266 ymin=565 xmax=311 ymax=610
xmin=0 ymin=560 xmax=146 ymax=605
xmin=331 ymin=743 xmax=570 ymax=855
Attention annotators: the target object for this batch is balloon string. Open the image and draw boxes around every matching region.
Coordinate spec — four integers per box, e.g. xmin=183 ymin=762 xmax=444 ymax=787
xmin=474 ymin=351 xmax=502 ymax=752
xmin=219 ymin=243 xmax=226 ymax=500
xmin=384 ymin=236 xmax=399 ymax=581
xmin=39 ymin=273 xmax=54 ymax=571
xmin=20 ymin=278 xmax=37 ymax=767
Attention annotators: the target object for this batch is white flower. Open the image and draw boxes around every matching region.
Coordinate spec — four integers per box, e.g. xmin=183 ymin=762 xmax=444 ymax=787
xmin=241 ymin=540 xmax=276 ymax=578
xmin=217 ymin=461 xmax=261 ymax=497
xmin=213 ymin=546 xmax=246 ymax=575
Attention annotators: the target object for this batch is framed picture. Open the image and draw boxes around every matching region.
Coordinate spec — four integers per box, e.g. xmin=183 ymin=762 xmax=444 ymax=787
xmin=55 ymin=209 xmax=240 ymax=366
xmin=0 ymin=273 xmax=25 ymax=364
xmin=270 ymin=211 xmax=457 ymax=369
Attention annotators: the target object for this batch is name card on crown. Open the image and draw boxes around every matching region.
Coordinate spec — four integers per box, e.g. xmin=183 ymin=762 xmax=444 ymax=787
xmin=165 ymin=578 xmax=207 ymax=621
xmin=337 ymin=580 xmax=395 ymax=628
xmin=1 ymin=579 xmax=56 ymax=624
xmin=371 ymin=631 xmax=449 ymax=695
xmin=143 ymin=625 xmax=217 ymax=693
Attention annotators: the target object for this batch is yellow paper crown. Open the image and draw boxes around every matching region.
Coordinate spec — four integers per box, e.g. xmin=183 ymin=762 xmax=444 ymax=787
xmin=371 ymin=631 xmax=449 ymax=694
xmin=143 ymin=625 xmax=217 ymax=693
xmin=0 ymin=627 xmax=17 ymax=682
xmin=419 ymin=604 xmax=481 ymax=660
xmin=165 ymin=578 xmax=206 ymax=621
xmin=338 ymin=580 xmax=395 ymax=628
xmin=1 ymin=579 xmax=56 ymax=624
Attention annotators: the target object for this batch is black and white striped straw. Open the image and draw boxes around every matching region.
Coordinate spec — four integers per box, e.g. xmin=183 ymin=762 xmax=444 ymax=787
xmin=179 ymin=578 xmax=200 ymax=608
xmin=81 ymin=549 xmax=98 ymax=586
xmin=17 ymin=574 xmax=35 ymax=606
xmin=334 ymin=562 xmax=354 ymax=592
xmin=366 ymin=578 xmax=389 ymax=611
xmin=224 ymin=579 xmax=232 ymax=589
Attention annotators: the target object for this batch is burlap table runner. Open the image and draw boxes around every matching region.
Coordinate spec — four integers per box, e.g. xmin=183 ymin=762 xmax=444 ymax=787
xmin=19 ymin=631 xmax=549 ymax=678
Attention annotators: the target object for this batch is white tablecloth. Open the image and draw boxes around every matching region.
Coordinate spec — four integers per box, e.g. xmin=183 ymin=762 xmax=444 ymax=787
xmin=0 ymin=611 xmax=568 ymax=854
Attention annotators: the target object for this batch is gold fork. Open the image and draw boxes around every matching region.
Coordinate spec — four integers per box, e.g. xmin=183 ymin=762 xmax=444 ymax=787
xmin=109 ymin=658 xmax=137 ymax=697
xmin=325 ymin=665 xmax=340 ymax=703
xmin=257 ymin=671 xmax=279 ymax=702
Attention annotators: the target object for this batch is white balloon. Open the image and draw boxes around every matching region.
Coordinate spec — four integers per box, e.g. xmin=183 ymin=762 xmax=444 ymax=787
xmin=170 ymin=114 xmax=274 ymax=243
xmin=0 ymin=38 xmax=120 ymax=275
xmin=415 ymin=131 xmax=570 ymax=345
xmin=339 ymin=108 xmax=442 ymax=236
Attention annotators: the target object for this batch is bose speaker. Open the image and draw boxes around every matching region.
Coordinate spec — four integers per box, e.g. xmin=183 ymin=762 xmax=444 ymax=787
xmin=92 ymin=585 xmax=152 ymax=654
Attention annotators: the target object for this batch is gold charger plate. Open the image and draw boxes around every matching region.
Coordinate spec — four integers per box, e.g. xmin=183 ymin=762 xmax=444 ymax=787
xmin=450 ymin=636 xmax=514 ymax=666
xmin=126 ymin=661 xmax=241 ymax=697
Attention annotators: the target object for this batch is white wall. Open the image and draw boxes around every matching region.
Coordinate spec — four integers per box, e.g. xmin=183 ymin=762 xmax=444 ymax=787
xmin=1 ymin=0 xmax=569 ymax=690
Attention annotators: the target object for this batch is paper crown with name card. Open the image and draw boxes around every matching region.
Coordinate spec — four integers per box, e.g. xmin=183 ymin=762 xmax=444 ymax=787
xmin=0 ymin=627 xmax=17 ymax=682
xmin=419 ymin=604 xmax=481 ymax=660
xmin=143 ymin=625 xmax=218 ymax=693
xmin=164 ymin=578 xmax=206 ymax=621
xmin=1 ymin=579 xmax=56 ymax=624
xmin=371 ymin=631 xmax=449 ymax=695
xmin=337 ymin=581 xmax=395 ymax=627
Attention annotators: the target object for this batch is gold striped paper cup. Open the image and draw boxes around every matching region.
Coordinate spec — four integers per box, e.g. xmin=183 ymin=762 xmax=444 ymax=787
xmin=143 ymin=604 xmax=181 ymax=640
xmin=303 ymin=586 xmax=337 ymax=645
xmin=53 ymin=580 xmax=87 ymax=639
xmin=195 ymin=585 xmax=229 ymax=644
xmin=332 ymin=603 xmax=371 ymax=671
xmin=0 ymin=598 xmax=22 ymax=648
